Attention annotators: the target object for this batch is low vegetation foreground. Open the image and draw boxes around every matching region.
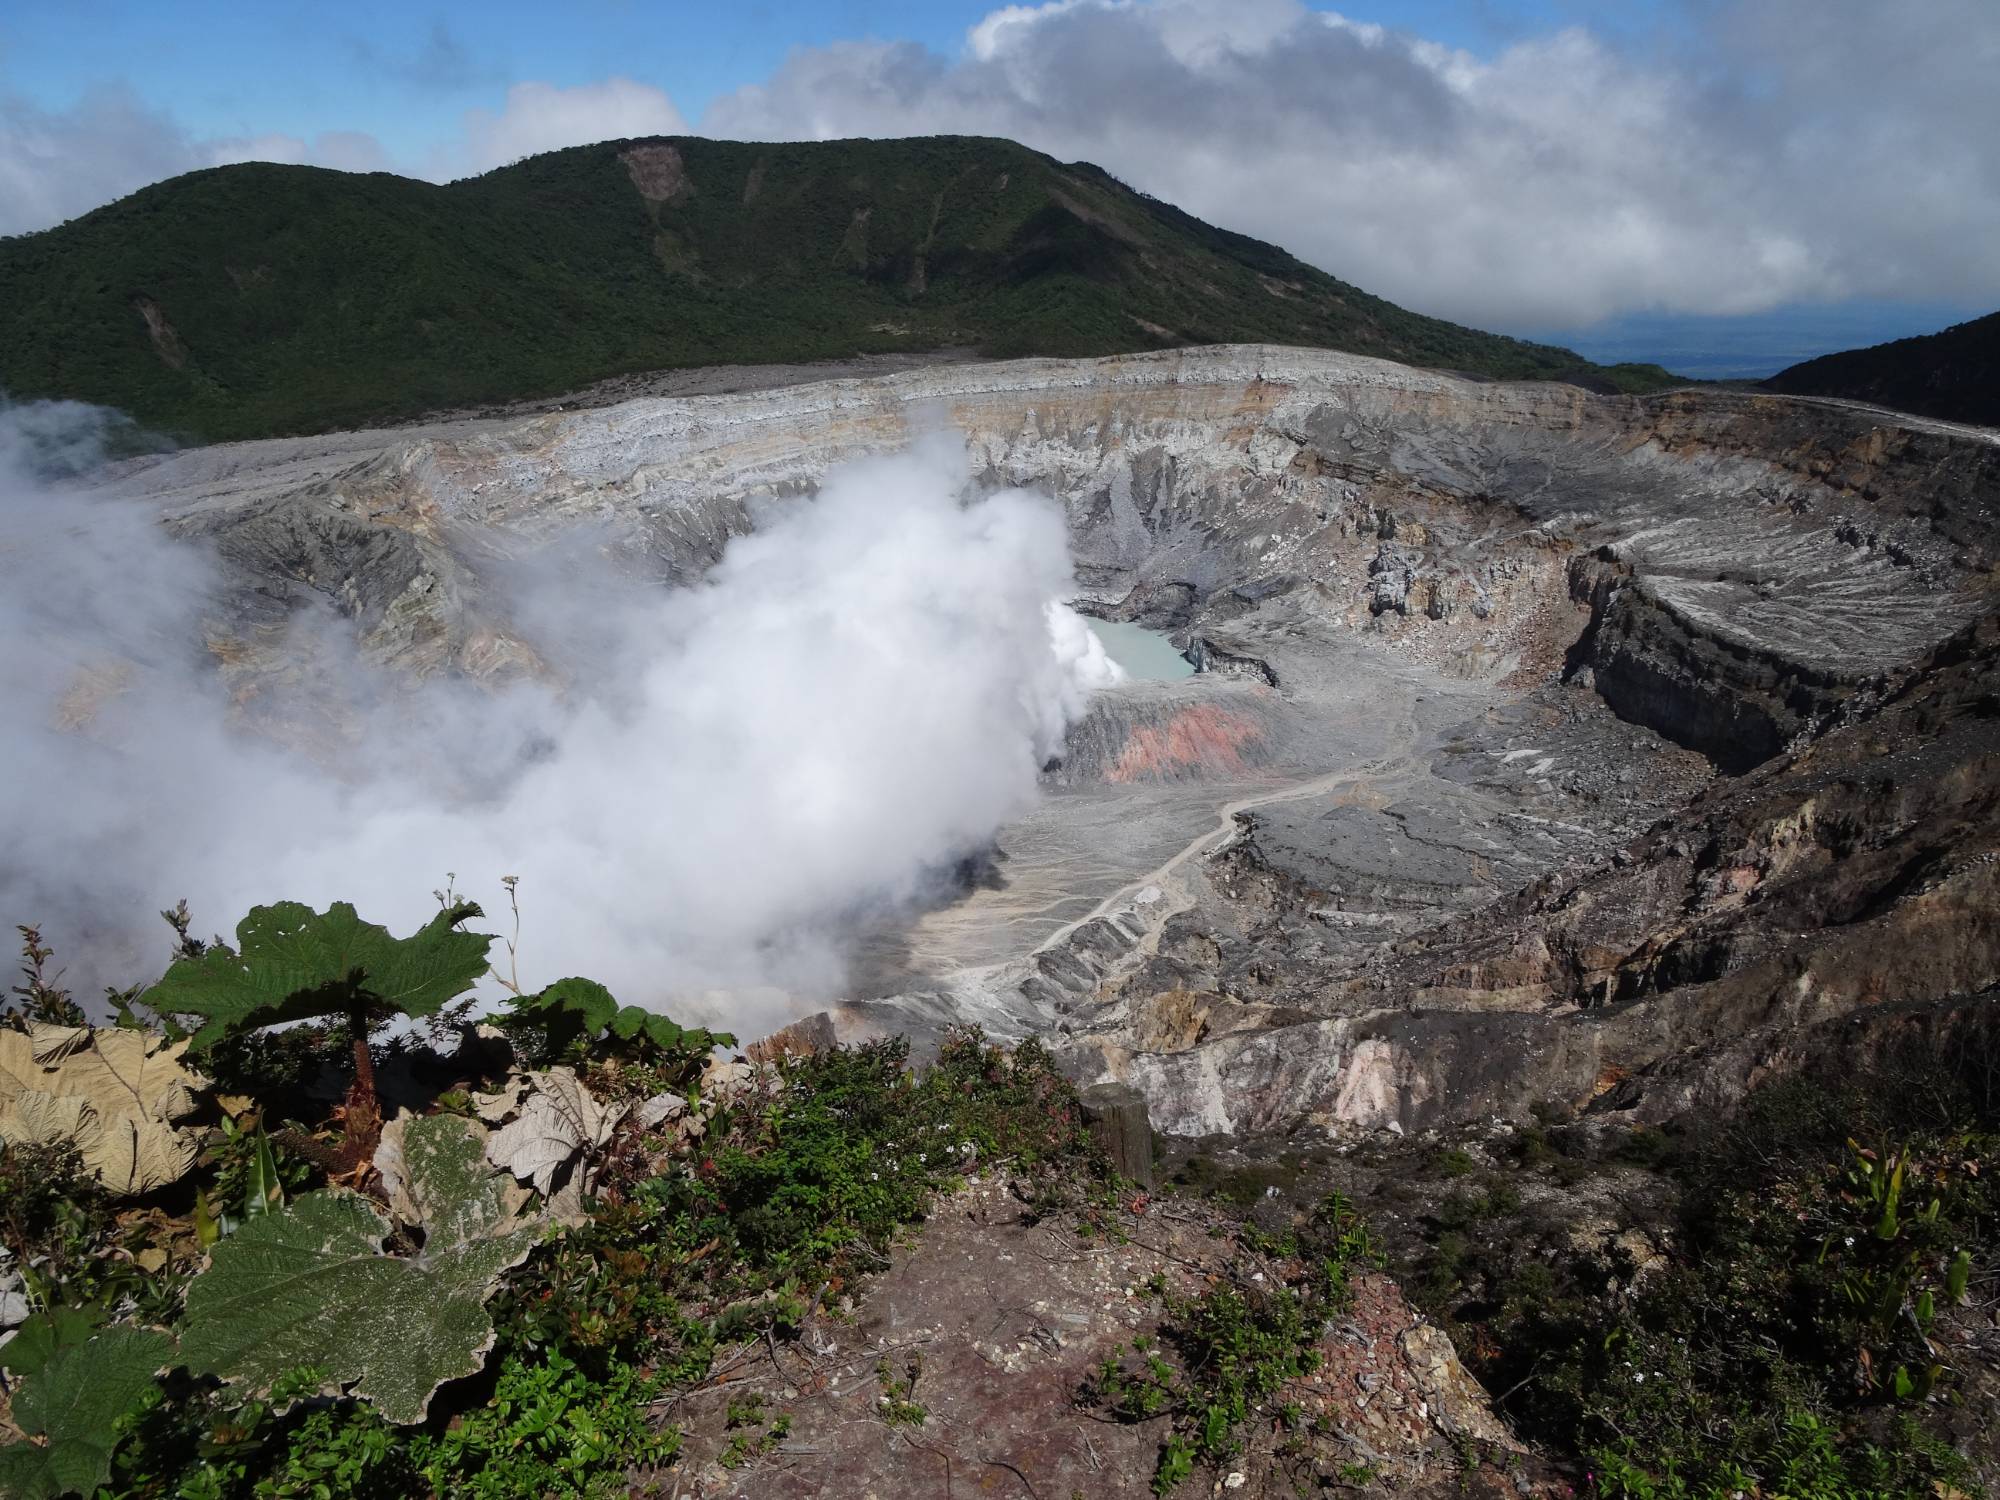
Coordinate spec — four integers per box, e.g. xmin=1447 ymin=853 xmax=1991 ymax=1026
xmin=0 ymin=896 xmax=1992 ymax=1498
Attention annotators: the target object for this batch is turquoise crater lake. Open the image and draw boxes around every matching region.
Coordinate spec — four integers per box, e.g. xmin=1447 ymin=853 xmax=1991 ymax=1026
xmin=1084 ymin=619 xmax=1196 ymax=681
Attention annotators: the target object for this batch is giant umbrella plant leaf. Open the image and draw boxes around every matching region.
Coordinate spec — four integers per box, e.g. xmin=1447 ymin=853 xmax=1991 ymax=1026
xmin=0 ymin=1025 xmax=205 ymax=1194
xmin=138 ymin=900 xmax=493 ymax=1052
xmin=137 ymin=900 xmax=493 ymax=1166
xmin=178 ymin=1114 xmax=540 ymax=1425
xmin=0 ymin=1324 xmax=174 ymax=1499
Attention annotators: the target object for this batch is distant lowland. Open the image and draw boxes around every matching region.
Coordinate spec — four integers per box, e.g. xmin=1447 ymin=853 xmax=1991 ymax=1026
xmin=0 ymin=134 xmax=1680 ymax=444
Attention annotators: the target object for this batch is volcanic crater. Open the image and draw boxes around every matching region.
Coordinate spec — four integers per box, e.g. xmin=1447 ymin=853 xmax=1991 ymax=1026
xmin=94 ymin=343 xmax=2000 ymax=1141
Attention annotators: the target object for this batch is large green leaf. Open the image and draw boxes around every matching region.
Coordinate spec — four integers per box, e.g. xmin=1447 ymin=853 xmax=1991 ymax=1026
xmin=502 ymin=977 xmax=736 ymax=1061
xmin=138 ymin=901 xmax=493 ymax=1051
xmin=0 ymin=1324 xmax=173 ymax=1499
xmin=0 ymin=1306 xmax=103 ymax=1381
xmin=178 ymin=1114 xmax=539 ymax=1425
xmin=607 ymin=1004 xmax=709 ymax=1051
xmin=536 ymin=978 xmax=618 ymax=1034
xmin=499 ymin=976 xmax=615 ymax=1057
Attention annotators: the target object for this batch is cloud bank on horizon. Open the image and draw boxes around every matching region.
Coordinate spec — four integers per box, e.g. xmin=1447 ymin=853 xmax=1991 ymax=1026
xmin=1 ymin=0 xmax=1994 ymax=332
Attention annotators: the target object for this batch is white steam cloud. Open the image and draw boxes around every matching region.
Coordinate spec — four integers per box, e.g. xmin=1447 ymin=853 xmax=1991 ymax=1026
xmin=0 ymin=407 xmax=1110 ymax=1032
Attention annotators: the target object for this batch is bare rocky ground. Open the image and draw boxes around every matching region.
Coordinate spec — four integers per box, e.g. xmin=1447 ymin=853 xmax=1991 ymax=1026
xmin=664 ymin=1175 xmax=1562 ymax=1500
xmin=78 ymin=344 xmax=2000 ymax=1492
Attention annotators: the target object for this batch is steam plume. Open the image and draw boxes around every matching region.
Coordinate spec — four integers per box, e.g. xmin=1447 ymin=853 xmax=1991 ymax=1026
xmin=0 ymin=407 xmax=1116 ymax=1031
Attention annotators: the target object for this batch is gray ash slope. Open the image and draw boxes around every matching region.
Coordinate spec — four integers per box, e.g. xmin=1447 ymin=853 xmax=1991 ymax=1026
xmin=87 ymin=344 xmax=2000 ymax=1138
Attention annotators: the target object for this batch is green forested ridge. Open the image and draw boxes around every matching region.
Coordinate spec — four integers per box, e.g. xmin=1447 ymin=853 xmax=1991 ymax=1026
xmin=0 ymin=134 xmax=1674 ymax=442
xmin=1765 ymin=308 xmax=2000 ymax=428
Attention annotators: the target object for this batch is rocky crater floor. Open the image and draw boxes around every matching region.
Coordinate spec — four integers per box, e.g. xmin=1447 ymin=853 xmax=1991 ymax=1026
xmin=93 ymin=343 xmax=2000 ymax=1137
xmin=80 ymin=344 xmax=2000 ymax=1490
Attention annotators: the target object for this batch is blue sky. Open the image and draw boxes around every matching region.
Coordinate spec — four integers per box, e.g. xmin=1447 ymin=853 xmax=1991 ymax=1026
xmin=3 ymin=1 xmax=1679 ymax=143
xmin=3 ymin=3 xmax=983 ymax=155
xmin=3 ymin=0 xmax=1992 ymax=375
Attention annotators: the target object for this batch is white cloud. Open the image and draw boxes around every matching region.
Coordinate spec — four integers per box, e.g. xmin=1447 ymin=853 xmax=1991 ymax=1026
xmin=703 ymin=0 xmax=2000 ymax=328
xmin=969 ymin=3 xmax=1090 ymax=62
xmin=451 ymin=78 xmax=688 ymax=177
xmin=0 ymin=87 xmax=397 ymax=237
xmin=0 ymin=77 xmax=688 ymax=238
xmin=205 ymin=130 xmax=392 ymax=176
xmin=4 ymin=1 xmax=1996 ymax=327
xmin=1 ymin=412 xmax=1108 ymax=1024
xmin=0 ymin=86 xmax=202 ymax=236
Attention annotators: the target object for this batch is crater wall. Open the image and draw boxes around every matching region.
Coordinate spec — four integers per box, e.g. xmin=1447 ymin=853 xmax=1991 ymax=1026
xmin=87 ymin=346 xmax=2000 ymax=1142
xmin=110 ymin=345 xmax=1998 ymax=769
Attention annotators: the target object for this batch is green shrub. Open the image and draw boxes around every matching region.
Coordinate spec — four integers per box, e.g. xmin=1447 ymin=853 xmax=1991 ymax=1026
xmin=0 ymin=888 xmax=1099 ymax=1500
xmin=495 ymin=976 xmax=734 ymax=1081
xmin=1091 ymin=1192 xmax=1384 ymax=1493
xmin=412 ymin=1348 xmax=675 ymax=1498
xmin=1477 ymin=1124 xmax=1992 ymax=1499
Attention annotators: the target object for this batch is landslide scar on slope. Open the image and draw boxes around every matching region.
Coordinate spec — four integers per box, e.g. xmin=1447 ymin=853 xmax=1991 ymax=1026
xmin=621 ymin=143 xmax=693 ymax=205
xmin=133 ymin=296 xmax=188 ymax=370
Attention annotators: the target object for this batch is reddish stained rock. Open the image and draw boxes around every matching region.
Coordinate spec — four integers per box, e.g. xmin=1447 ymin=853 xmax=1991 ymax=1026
xmin=1109 ymin=704 xmax=1265 ymax=784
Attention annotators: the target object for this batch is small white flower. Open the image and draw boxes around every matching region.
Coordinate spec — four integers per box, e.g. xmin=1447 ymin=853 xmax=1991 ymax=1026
xmin=870 ymin=1172 xmax=879 ymax=1181
xmin=1634 ymin=1372 xmax=1646 ymax=1383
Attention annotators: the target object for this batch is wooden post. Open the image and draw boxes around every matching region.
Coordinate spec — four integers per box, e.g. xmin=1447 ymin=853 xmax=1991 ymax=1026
xmin=1079 ymin=1081 xmax=1155 ymax=1188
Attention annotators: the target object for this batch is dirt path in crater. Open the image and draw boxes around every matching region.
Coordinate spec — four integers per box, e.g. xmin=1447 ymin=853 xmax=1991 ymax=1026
xmin=1033 ymin=715 xmax=1428 ymax=965
xmin=1012 ymin=662 xmax=1442 ymax=989
xmin=1770 ymin=392 xmax=2000 ymax=444
xmin=893 ymin=644 xmax=1462 ymax=987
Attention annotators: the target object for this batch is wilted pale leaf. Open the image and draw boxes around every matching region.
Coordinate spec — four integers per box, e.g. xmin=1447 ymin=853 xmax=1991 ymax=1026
xmin=0 ymin=1090 xmax=93 ymax=1149
xmin=25 ymin=1025 xmax=88 ymax=1065
xmin=483 ymin=1067 xmax=615 ymax=1196
xmin=180 ymin=1114 xmax=539 ymax=1424
xmin=374 ymin=1112 xmax=534 ymax=1233
xmin=0 ymin=1029 xmax=205 ymax=1194
xmin=630 ymin=1091 xmax=687 ymax=1131
xmin=469 ymin=1077 xmax=526 ymax=1125
xmin=2 ymin=1027 xmax=204 ymax=1121
xmin=371 ymin=1111 xmax=419 ymax=1226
